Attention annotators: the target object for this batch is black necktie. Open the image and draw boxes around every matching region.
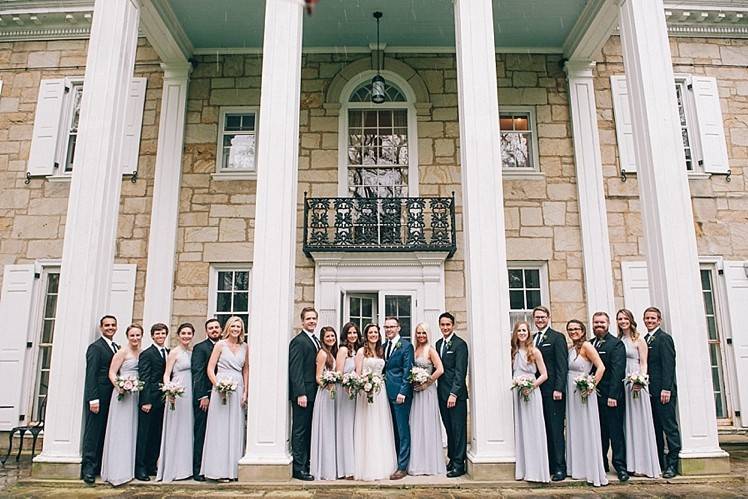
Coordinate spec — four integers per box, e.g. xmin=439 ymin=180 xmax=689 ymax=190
xmin=312 ymin=335 xmax=321 ymax=351
xmin=160 ymin=348 xmax=166 ymax=362
xmin=111 ymin=342 xmax=119 ymax=353
xmin=385 ymin=341 xmax=392 ymax=360
xmin=439 ymin=339 xmax=446 ymax=358
xmin=645 ymin=333 xmax=651 ymax=344
xmin=534 ymin=332 xmax=542 ymax=347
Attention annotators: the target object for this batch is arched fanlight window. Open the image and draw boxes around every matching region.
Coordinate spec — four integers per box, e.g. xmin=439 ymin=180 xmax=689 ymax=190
xmin=349 ymin=80 xmax=406 ymax=103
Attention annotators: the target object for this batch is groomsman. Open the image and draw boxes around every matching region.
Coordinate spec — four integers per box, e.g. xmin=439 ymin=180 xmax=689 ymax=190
xmin=80 ymin=315 xmax=118 ymax=484
xmin=435 ymin=312 xmax=468 ymax=478
xmin=135 ymin=323 xmax=169 ymax=481
xmin=191 ymin=317 xmax=222 ymax=481
xmin=644 ymin=306 xmax=681 ymax=478
xmin=288 ymin=307 xmax=320 ymax=481
xmin=591 ymin=312 xmax=628 ymax=482
xmin=383 ymin=317 xmax=414 ymax=480
xmin=532 ymin=305 xmax=568 ymax=481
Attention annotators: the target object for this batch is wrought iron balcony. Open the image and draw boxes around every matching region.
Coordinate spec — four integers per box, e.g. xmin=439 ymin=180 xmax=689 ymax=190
xmin=303 ymin=195 xmax=456 ymax=257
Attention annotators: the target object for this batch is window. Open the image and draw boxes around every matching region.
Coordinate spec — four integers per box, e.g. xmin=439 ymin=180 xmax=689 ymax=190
xmin=675 ymin=80 xmax=696 ymax=172
xmin=700 ymin=268 xmax=728 ymax=419
xmin=342 ymin=290 xmax=416 ymax=340
xmin=507 ymin=263 xmax=548 ymax=326
xmin=499 ymin=107 xmax=539 ymax=172
xmin=217 ymin=107 xmax=257 ymax=172
xmin=208 ymin=267 xmax=250 ymax=328
xmin=61 ymin=82 xmax=83 ymax=173
xmin=32 ymin=270 xmax=60 ymax=421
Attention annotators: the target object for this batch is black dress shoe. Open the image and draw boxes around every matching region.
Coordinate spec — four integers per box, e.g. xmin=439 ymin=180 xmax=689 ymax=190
xmin=193 ymin=474 xmax=205 ymax=482
xmin=662 ymin=467 xmax=677 ymax=479
xmin=82 ymin=474 xmax=95 ymax=484
xmin=135 ymin=473 xmax=151 ymax=481
xmin=446 ymin=468 xmax=465 ymax=478
xmin=551 ymin=471 xmax=566 ymax=481
xmin=446 ymin=461 xmax=454 ymax=471
xmin=148 ymin=470 xmax=157 ymax=476
xmin=617 ymin=470 xmax=630 ymax=482
xmin=292 ymin=471 xmax=315 ymax=481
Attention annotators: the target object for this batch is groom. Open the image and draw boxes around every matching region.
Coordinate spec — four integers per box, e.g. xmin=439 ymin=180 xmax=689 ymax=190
xmin=383 ymin=317 xmax=414 ymax=480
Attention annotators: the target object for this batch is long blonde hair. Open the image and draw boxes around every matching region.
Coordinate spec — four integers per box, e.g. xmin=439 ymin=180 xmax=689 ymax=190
xmin=222 ymin=316 xmax=246 ymax=343
xmin=615 ymin=308 xmax=640 ymax=341
xmin=510 ymin=321 xmax=537 ymax=363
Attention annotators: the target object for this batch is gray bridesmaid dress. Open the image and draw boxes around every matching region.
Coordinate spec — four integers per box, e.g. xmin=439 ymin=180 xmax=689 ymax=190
xmin=335 ymin=355 xmax=356 ymax=478
xmin=407 ymin=349 xmax=446 ymax=476
xmin=100 ymin=356 xmax=139 ymax=486
xmin=157 ymin=349 xmax=194 ymax=482
xmin=311 ymin=362 xmax=338 ymax=480
xmin=565 ymin=348 xmax=608 ymax=486
xmin=512 ymin=349 xmax=550 ymax=483
xmin=201 ymin=341 xmax=246 ymax=480
xmin=622 ymin=336 xmax=661 ymax=478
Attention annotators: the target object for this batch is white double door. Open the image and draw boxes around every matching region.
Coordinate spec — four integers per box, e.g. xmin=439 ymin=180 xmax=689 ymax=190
xmin=344 ymin=291 xmax=415 ymax=340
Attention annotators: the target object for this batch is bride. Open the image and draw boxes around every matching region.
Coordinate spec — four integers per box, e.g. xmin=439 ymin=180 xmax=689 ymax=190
xmin=353 ymin=323 xmax=397 ymax=480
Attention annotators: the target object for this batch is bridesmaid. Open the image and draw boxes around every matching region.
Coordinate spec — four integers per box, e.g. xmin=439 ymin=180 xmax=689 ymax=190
xmin=201 ymin=316 xmax=249 ymax=481
xmin=100 ymin=324 xmax=143 ymax=486
xmin=310 ymin=326 xmax=339 ymax=480
xmin=335 ymin=322 xmax=361 ymax=479
xmin=617 ymin=308 xmax=661 ymax=478
xmin=407 ymin=322 xmax=446 ymax=476
xmin=565 ymin=319 xmax=608 ymax=487
xmin=511 ymin=321 xmax=550 ymax=483
xmin=157 ymin=323 xmax=195 ymax=482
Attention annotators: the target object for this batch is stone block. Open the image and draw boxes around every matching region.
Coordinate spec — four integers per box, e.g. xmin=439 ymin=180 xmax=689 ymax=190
xmin=185 ymin=124 xmax=217 ymax=144
xmin=309 ymin=116 xmax=337 ymax=132
xmin=0 ymin=189 xmax=29 ymax=209
xmin=542 ymin=201 xmax=566 ymax=226
xmin=434 ymin=138 xmax=454 ymax=157
xmin=11 ymin=215 xmax=59 ymax=239
xmin=679 ymin=455 xmax=731 ymax=475
xmin=209 ymin=88 xmax=260 ymax=106
xmin=27 ymin=51 xmax=60 ymax=68
xmin=520 ymin=207 xmax=543 ymax=226
xmin=310 ymin=149 xmax=337 ymax=168
xmin=118 ymin=239 xmax=146 ymax=258
xmin=238 ymin=463 xmax=291 ymax=481
xmin=185 ymin=227 xmax=219 ymax=243
xmin=499 ymin=87 xmax=548 ymax=105
xmin=550 ymin=280 xmax=584 ymax=302
xmin=176 ymin=262 xmax=209 ymax=286
xmin=506 ymin=237 xmax=552 ymax=260
xmin=26 ymin=239 xmax=63 ymax=259
xmin=219 ymin=218 xmax=247 ymax=242
xmin=547 ymin=183 xmax=577 ymax=201
xmin=720 ymin=46 xmax=748 ymax=66
xmin=538 ymin=123 xmax=568 ymax=138
xmin=554 ymin=226 xmax=582 ymax=251
xmin=513 ymin=71 xmax=538 ymax=87
xmin=203 ymin=242 xmax=252 ymax=262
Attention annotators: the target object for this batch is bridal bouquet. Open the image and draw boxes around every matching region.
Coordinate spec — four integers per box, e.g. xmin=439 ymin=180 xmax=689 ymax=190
xmin=319 ymin=370 xmax=341 ymax=400
xmin=624 ymin=372 xmax=649 ymax=399
xmin=359 ymin=372 xmax=384 ymax=404
xmin=408 ymin=366 xmax=431 ymax=386
xmin=216 ymin=377 xmax=238 ymax=405
xmin=160 ymin=381 xmax=185 ymax=410
xmin=511 ymin=376 xmax=535 ymax=402
xmin=573 ymin=374 xmax=597 ymax=404
xmin=115 ymin=375 xmax=144 ymax=401
xmin=341 ymin=372 xmax=360 ymax=399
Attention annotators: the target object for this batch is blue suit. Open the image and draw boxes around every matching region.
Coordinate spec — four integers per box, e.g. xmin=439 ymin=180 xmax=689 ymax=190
xmin=384 ymin=337 xmax=414 ymax=471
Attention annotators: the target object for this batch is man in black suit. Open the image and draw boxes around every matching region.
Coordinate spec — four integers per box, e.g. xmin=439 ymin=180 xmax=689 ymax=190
xmin=80 ymin=315 xmax=118 ymax=484
xmin=191 ymin=317 xmax=222 ymax=481
xmin=532 ymin=305 xmax=568 ymax=481
xmin=134 ymin=323 xmax=169 ymax=481
xmin=643 ymin=306 xmax=681 ymax=478
xmin=288 ymin=307 xmax=319 ymax=481
xmin=591 ymin=312 xmax=629 ymax=482
xmin=435 ymin=312 xmax=468 ymax=478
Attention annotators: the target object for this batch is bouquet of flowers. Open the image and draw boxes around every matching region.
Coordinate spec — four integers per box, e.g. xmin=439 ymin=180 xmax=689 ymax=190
xmin=358 ymin=371 xmax=384 ymax=404
xmin=319 ymin=370 xmax=341 ymax=400
xmin=341 ymin=372 xmax=360 ymax=399
xmin=624 ymin=372 xmax=649 ymax=399
xmin=408 ymin=366 xmax=431 ymax=386
xmin=511 ymin=376 xmax=536 ymax=402
xmin=160 ymin=381 xmax=185 ymax=410
xmin=215 ymin=377 xmax=238 ymax=405
xmin=115 ymin=375 xmax=144 ymax=401
xmin=573 ymin=374 xmax=597 ymax=404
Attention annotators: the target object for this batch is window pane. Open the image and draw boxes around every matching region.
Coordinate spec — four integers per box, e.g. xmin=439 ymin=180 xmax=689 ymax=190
xmin=524 ymin=269 xmax=540 ymax=289
xmin=526 ymin=290 xmax=541 ymax=309
xmin=233 ymin=292 xmax=249 ymax=312
xmin=48 ymin=273 xmax=59 ymax=294
xmin=234 ymin=271 xmax=249 ymax=291
xmin=349 ymin=110 xmax=362 ymax=127
xmin=501 ymin=132 xmax=530 ymax=168
xmin=499 ymin=116 xmax=514 ymax=131
xmin=44 ymin=294 xmax=58 ymax=317
xmin=706 ymin=316 xmax=718 ymax=341
xmin=225 ymin=134 xmax=256 ymax=170
xmin=350 ymin=297 xmax=361 ymax=317
xmin=509 ymin=290 xmax=525 ymax=310
xmin=508 ymin=269 xmax=523 ymax=288
xmin=513 ymin=116 xmax=529 ymax=131
xmin=700 ymin=269 xmax=712 ymax=290
xmin=362 ymin=298 xmax=372 ymax=318
xmin=218 ymin=271 xmax=233 ymax=291
xmin=393 ymin=110 xmax=407 ymax=128
xmin=217 ymin=292 xmax=232 ymax=312
xmin=42 ymin=320 xmax=55 ymax=344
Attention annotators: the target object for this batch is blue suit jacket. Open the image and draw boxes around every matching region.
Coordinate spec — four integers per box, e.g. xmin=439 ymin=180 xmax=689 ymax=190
xmin=384 ymin=338 xmax=414 ymax=400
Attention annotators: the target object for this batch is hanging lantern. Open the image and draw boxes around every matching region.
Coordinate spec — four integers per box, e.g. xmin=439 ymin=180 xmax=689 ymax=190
xmin=371 ymin=12 xmax=385 ymax=105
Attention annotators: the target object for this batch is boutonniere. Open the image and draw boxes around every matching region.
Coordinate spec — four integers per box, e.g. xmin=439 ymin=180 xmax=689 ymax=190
xmin=395 ymin=340 xmax=402 ymax=350
xmin=446 ymin=340 xmax=453 ymax=350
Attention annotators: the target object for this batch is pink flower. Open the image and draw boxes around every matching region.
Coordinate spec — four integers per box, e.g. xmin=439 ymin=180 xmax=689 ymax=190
xmin=123 ymin=380 xmax=134 ymax=391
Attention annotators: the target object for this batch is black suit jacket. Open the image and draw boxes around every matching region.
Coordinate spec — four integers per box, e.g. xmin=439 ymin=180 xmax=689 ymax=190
xmin=536 ymin=328 xmax=568 ymax=397
xmin=288 ymin=331 xmax=318 ymax=402
xmin=83 ymin=337 xmax=115 ymax=405
xmin=191 ymin=338 xmax=215 ymax=402
xmin=139 ymin=345 xmax=167 ymax=408
xmin=435 ymin=334 xmax=468 ymax=401
xmin=647 ymin=328 xmax=677 ymax=396
xmin=592 ymin=332 xmax=626 ymax=402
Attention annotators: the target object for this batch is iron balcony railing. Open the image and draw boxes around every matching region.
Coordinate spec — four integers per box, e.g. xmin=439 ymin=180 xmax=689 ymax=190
xmin=303 ymin=194 xmax=457 ymax=257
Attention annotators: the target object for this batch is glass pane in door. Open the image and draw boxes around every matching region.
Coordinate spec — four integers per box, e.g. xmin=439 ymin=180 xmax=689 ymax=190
xmin=700 ymin=268 xmax=728 ymax=419
xmin=384 ymin=294 xmax=413 ymax=340
xmin=348 ymin=294 xmax=377 ymax=335
xmin=33 ymin=272 xmax=60 ymax=421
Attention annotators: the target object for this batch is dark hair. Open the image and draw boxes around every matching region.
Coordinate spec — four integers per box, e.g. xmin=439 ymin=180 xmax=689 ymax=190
xmin=362 ymin=323 xmax=384 ymax=359
xmin=100 ymin=315 xmax=117 ymax=326
xmin=340 ymin=322 xmax=362 ymax=357
xmin=643 ymin=306 xmax=662 ymax=320
xmin=592 ymin=311 xmax=610 ymax=321
xmin=566 ymin=319 xmax=587 ymax=353
xmin=532 ymin=306 xmax=550 ymax=317
xmin=438 ymin=312 xmax=455 ymax=325
xmin=384 ymin=316 xmax=400 ymax=325
xmin=205 ymin=317 xmax=221 ymax=329
xmin=176 ymin=322 xmax=195 ymax=336
xmin=319 ymin=326 xmax=339 ymax=369
xmin=300 ymin=307 xmax=318 ymax=321
xmin=615 ymin=308 xmax=639 ymax=341
xmin=150 ymin=322 xmax=169 ymax=336
xmin=125 ymin=323 xmax=144 ymax=337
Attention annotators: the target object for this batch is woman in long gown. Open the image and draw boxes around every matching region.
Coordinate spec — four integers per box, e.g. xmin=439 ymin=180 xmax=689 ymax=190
xmin=335 ymin=322 xmax=362 ymax=479
xmin=353 ymin=323 xmax=397 ymax=481
xmin=101 ymin=324 xmax=143 ymax=487
xmin=565 ymin=319 xmax=608 ymax=487
xmin=310 ymin=326 xmax=339 ymax=480
xmin=201 ymin=316 xmax=249 ymax=481
xmin=511 ymin=321 xmax=550 ymax=483
xmin=157 ymin=323 xmax=195 ymax=482
xmin=617 ymin=308 xmax=661 ymax=478
xmin=407 ymin=322 xmax=446 ymax=476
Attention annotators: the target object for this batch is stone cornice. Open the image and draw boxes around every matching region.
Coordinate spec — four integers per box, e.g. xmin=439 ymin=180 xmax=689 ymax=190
xmin=663 ymin=2 xmax=748 ymax=38
xmin=0 ymin=1 xmax=94 ymax=42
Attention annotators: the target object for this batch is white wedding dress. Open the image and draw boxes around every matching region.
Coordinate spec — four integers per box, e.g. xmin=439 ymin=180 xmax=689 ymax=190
xmin=353 ymin=356 xmax=397 ymax=480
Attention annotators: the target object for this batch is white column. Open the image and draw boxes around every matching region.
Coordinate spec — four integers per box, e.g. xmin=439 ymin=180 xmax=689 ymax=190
xmin=617 ymin=0 xmax=728 ymax=472
xmin=239 ymin=0 xmax=304 ymax=480
xmin=142 ymin=64 xmax=190 ymax=330
xmin=565 ymin=60 xmax=616 ymax=317
xmin=34 ymin=0 xmax=139 ymax=473
xmin=453 ymin=0 xmax=514 ymax=477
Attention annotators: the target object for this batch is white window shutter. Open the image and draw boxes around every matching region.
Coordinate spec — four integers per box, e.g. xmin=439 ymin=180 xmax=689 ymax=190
xmin=0 ymin=265 xmax=36 ymax=430
xmin=610 ymin=75 xmax=637 ymax=174
xmin=724 ymin=261 xmax=748 ymax=426
xmin=621 ymin=261 xmax=650 ymax=323
xmin=122 ymin=77 xmax=147 ymax=176
xmin=690 ymin=77 xmax=730 ymax=175
xmin=108 ymin=264 xmax=137 ymax=345
xmin=27 ymin=79 xmax=66 ymax=177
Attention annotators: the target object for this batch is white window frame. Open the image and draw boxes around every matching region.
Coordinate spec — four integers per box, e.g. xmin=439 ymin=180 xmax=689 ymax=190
xmin=337 ymin=71 xmax=419 ymax=197
xmin=207 ymin=264 xmax=252 ymax=327
xmin=499 ymin=105 xmax=541 ymax=175
xmin=674 ymin=74 xmax=703 ymax=175
xmin=213 ymin=106 xmax=259 ymax=181
xmin=50 ymin=76 xmax=84 ymax=179
xmin=507 ymin=261 xmax=549 ymax=326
